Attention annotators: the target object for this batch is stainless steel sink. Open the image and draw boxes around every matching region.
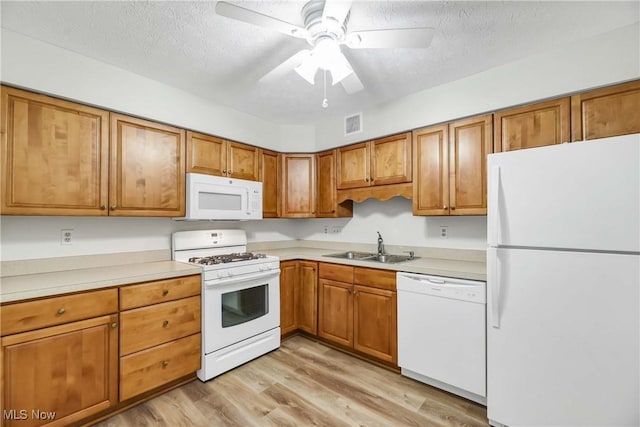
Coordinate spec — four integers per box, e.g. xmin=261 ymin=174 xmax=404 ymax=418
xmin=323 ymin=251 xmax=377 ymax=260
xmin=323 ymin=252 xmax=418 ymax=264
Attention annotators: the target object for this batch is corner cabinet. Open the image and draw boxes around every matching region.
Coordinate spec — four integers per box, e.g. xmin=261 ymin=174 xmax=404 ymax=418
xmin=0 ymin=289 xmax=119 ymax=427
xmin=494 ymin=97 xmax=571 ymax=152
xmin=281 ymin=154 xmax=316 ymax=218
xmin=1 ymin=86 xmax=109 ymax=215
xmin=413 ymin=114 xmax=492 ymax=216
xmin=279 ymin=260 xmax=318 ymax=336
xmin=571 ymin=79 xmax=640 ymax=141
xmin=186 ymin=131 xmax=259 ymax=181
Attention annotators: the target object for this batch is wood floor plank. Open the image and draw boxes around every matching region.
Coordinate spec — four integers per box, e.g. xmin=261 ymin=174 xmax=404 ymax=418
xmin=93 ymin=335 xmax=489 ymax=427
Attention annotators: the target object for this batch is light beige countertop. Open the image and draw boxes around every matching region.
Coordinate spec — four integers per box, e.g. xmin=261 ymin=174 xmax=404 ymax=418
xmin=0 ymin=242 xmax=486 ymax=303
xmin=261 ymin=247 xmax=486 ymax=281
xmin=0 ymin=257 xmax=200 ymax=303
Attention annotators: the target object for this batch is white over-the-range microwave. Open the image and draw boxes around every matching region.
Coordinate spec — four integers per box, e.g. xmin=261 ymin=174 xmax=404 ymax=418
xmin=175 ymin=173 xmax=263 ymax=220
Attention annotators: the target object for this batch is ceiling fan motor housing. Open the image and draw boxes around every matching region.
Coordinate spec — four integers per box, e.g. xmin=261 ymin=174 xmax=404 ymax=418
xmin=302 ymin=0 xmax=349 ymax=46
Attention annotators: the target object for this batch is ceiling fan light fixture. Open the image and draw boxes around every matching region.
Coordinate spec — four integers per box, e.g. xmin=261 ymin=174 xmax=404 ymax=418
xmin=294 ymin=57 xmax=319 ymax=84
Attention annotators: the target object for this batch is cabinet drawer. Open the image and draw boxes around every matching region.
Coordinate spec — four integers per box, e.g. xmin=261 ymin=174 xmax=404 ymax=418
xmin=120 ymin=275 xmax=201 ymax=310
xmin=0 ymin=288 xmax=118 ymax=336
xmin=120 ymin=333 xmax=200 ymax=401
xmin=319 ymin=262 xmax=354 ymax=283
xmin=354 ymin=267 xmax=396 ymax=291
xmin=120 ymin=296 xmax=201 ymax=355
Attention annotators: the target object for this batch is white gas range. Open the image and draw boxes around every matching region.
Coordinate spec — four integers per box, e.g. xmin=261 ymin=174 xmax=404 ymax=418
xmin=172 ymin=229 xmax=280 ymax=381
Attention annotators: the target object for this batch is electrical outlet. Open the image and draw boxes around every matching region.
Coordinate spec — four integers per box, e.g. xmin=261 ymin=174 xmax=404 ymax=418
xmin=439 ymin=226 xmax=448 ymax=239
xmin=331 ymin=226 xmax=343 ymax=234
xmin=61 ymin=229 xmax=74 ymax=245
xmin=323 ymin=226 xmax=329 ymax=234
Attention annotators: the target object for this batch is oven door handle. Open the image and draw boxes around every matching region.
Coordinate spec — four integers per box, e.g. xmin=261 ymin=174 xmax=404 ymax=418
xmin=204 ymin=269 xmax=280 ymax=288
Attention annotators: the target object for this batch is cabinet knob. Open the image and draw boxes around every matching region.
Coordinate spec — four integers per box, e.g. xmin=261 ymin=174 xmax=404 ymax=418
xmin=162 ymin=360 xmax=169 ymax=368
xmin=365 ymin=177 xmax=369 ymax=182
xmin=111 ymin=322 xmax=118 ymax=329
xmin=443 ymin=205 xmax=448 ymax=210
xmin=228 ymin=171 xmax=233 ymax=175
xmin=163 ymin=320 xmax=169 ymax=328
xmin=162 ymin=289 xmax=169 ymax=296
xmin=57 ymin=308 xmax=66 ymax=315
xmin=110 ymin=205 xmax=117 ymax=210
xmin=312 ymin=211 xmax=316 ymax=214
xmin=331 ymin=210 xmax=335 ymax=213
xmin=222 ymin=170 xmax=227 ymax=174
xmin=451 ymin=206 xmax=456 ymax=210
xmin=100 ymin=205 xmax=106 ymax=210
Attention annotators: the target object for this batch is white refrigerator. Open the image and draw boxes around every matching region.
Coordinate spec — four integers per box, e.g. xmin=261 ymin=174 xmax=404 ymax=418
xmin=486 ymin=133 xmax=640 ymax=427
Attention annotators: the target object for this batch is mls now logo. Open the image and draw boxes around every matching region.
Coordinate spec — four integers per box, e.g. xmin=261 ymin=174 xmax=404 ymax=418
xmin=3 ymin=409 xmax=56 ymax=421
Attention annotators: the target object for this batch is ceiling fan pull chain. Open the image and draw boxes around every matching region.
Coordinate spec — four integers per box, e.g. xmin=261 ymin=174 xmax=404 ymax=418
xmin=322 ymin=69 xmax=328 ymax=108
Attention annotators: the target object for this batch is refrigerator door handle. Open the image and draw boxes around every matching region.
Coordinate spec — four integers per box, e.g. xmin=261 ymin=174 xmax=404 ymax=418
xmin=488 ymin=165 xmax=501 ymax=247
xmin=489 ymin=248 xmax=501 ymax=329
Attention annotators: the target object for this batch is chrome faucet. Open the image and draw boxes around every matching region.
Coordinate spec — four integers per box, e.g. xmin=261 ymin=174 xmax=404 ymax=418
xmin=377 ymin=231 xmax=384 ymax=256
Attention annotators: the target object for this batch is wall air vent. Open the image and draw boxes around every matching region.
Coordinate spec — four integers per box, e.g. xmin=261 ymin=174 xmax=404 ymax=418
xmin=344 ymin=112 xmax=363 ymax=136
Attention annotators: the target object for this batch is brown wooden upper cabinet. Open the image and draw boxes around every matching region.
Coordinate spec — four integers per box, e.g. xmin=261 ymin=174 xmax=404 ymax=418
xmin=1 ymin=87 xmax=185 ymax=217
xmin=110 ymin=114 xmax=185 ymax=217
xmin=413 ymin=114 xmax=492 ymax=216
xmin=336 ymin=132 xmax=412 ymax=189
xmin=316 ymin=149 xmax=353 ymax=218
xmin=281 ymin=154 xmax=316 ymax=218
xmin=1 ymin=86 xmax=110 ymax=215
xmin=260 ymin=149 xmax=281 ymax=218
xmin=494 ymin=97 xmax=571 ymax=152
xmin=571 ymin=80 xmax=640 ymax=141
xmin=186 ymin=131 xmax=259 ymax=181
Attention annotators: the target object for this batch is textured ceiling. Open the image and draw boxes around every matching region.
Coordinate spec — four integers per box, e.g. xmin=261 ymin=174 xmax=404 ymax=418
xmin=1 ymin=1 xmax=639 ymax=125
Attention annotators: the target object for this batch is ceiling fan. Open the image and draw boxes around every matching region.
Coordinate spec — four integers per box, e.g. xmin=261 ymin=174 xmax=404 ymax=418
xmin=215 ymin=0 xmax=435 ymax=95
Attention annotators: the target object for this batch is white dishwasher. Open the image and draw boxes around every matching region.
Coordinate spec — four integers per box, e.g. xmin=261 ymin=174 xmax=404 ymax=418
xmin=396 ymin=272 xmax=486 ymax=404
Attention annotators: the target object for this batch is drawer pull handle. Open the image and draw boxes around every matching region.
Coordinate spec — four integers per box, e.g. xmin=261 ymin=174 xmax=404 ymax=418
xmin=111 ymin=322 xmax=118 ymax=329
xmin=57 ymin=308 xmax=66 ymax=315
xmin=162 ymin=289 xmax=169 ymax=296
xmin=163 ymin=320 xmax=169 ymax=328
xmin=162 ymin=360 xmax=169 ymax=368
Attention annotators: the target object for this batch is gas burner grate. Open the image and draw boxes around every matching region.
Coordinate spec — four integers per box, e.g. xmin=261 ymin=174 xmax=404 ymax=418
xmin=189 ymin=252 xmax=267 ymax=265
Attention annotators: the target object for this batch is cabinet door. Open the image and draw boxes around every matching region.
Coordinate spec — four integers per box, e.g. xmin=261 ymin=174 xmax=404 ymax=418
xmin=297 ymin=261 xmax=318 ymax=335
xmin=227 ymin=141 xmax=259 ymax=181
xmin=336 ymin=142 xmax=369 ymax=189
xmin=449 ymin=114 xmax=493 ymax=215
xmin=316 ymin=150 xmax=353 ymax=218
xmin=110 ymin=113 xmax=185 ymax=216
xmin=282 ymin=154 xmax=315 ymax=218
xmin=571 ymin=80 xmax=640 ymax=141
xmin=494 ymin=98 xmax=570 ymax=152
xmin=260 ymin=149 xmax=281 ymax=218
xmin=318 ymin=278 xmax=353 ymax=348
xmin=186 ymin=131 xmax=226 ymax=176
xmin=1 ymin=86 xmax=109 ymax=216
xmin=370 ymin=133 xmax=412 ymax=186
xmin=279 ymin=261 xmax=298 ymax=335
xmin=353 ymin=285 xmax=397 ymax=364
xmin=412 ymin=125 xmax=449 ymax=216
xmin=1 ymin=314 xmax=118 ymax=427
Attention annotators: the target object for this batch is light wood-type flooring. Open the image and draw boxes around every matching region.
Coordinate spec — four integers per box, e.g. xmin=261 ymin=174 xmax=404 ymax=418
xmin=95 ymin=335 xmax=489 ymax=426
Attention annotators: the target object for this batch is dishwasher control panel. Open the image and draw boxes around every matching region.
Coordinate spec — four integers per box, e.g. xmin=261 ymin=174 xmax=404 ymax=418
xmin=396 ymin=272 xmax=485 ymax=304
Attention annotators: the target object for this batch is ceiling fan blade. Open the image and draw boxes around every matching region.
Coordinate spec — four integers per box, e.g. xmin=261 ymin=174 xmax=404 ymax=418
xmin=322 ymin=0 xmax=352 ymax=27
xmin=340 ymin=70 xmax=364 ymax=94
xmin=260 ymin=50 xmax=312 ymax=83
xmin=215 ymin=1 xmax=307 ymax=39
xmin=346 ymin=27 xmax=435 ymax=49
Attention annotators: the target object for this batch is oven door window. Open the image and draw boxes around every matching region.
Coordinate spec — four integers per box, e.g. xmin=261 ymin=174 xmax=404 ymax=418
xmin=221 ymin=284 xmax=269 ymax=328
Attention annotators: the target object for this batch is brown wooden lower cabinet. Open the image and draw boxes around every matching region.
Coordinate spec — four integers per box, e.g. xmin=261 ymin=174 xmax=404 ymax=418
xmin=318 ymin=263 xmax=397 ymax=365
xmin=0 ymin=275 xmax=201 ymax=427
xmin=1 ymin=307 xmax=119 ymax=427
xmin=279 ymin=260 xmax=318 ymax=336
